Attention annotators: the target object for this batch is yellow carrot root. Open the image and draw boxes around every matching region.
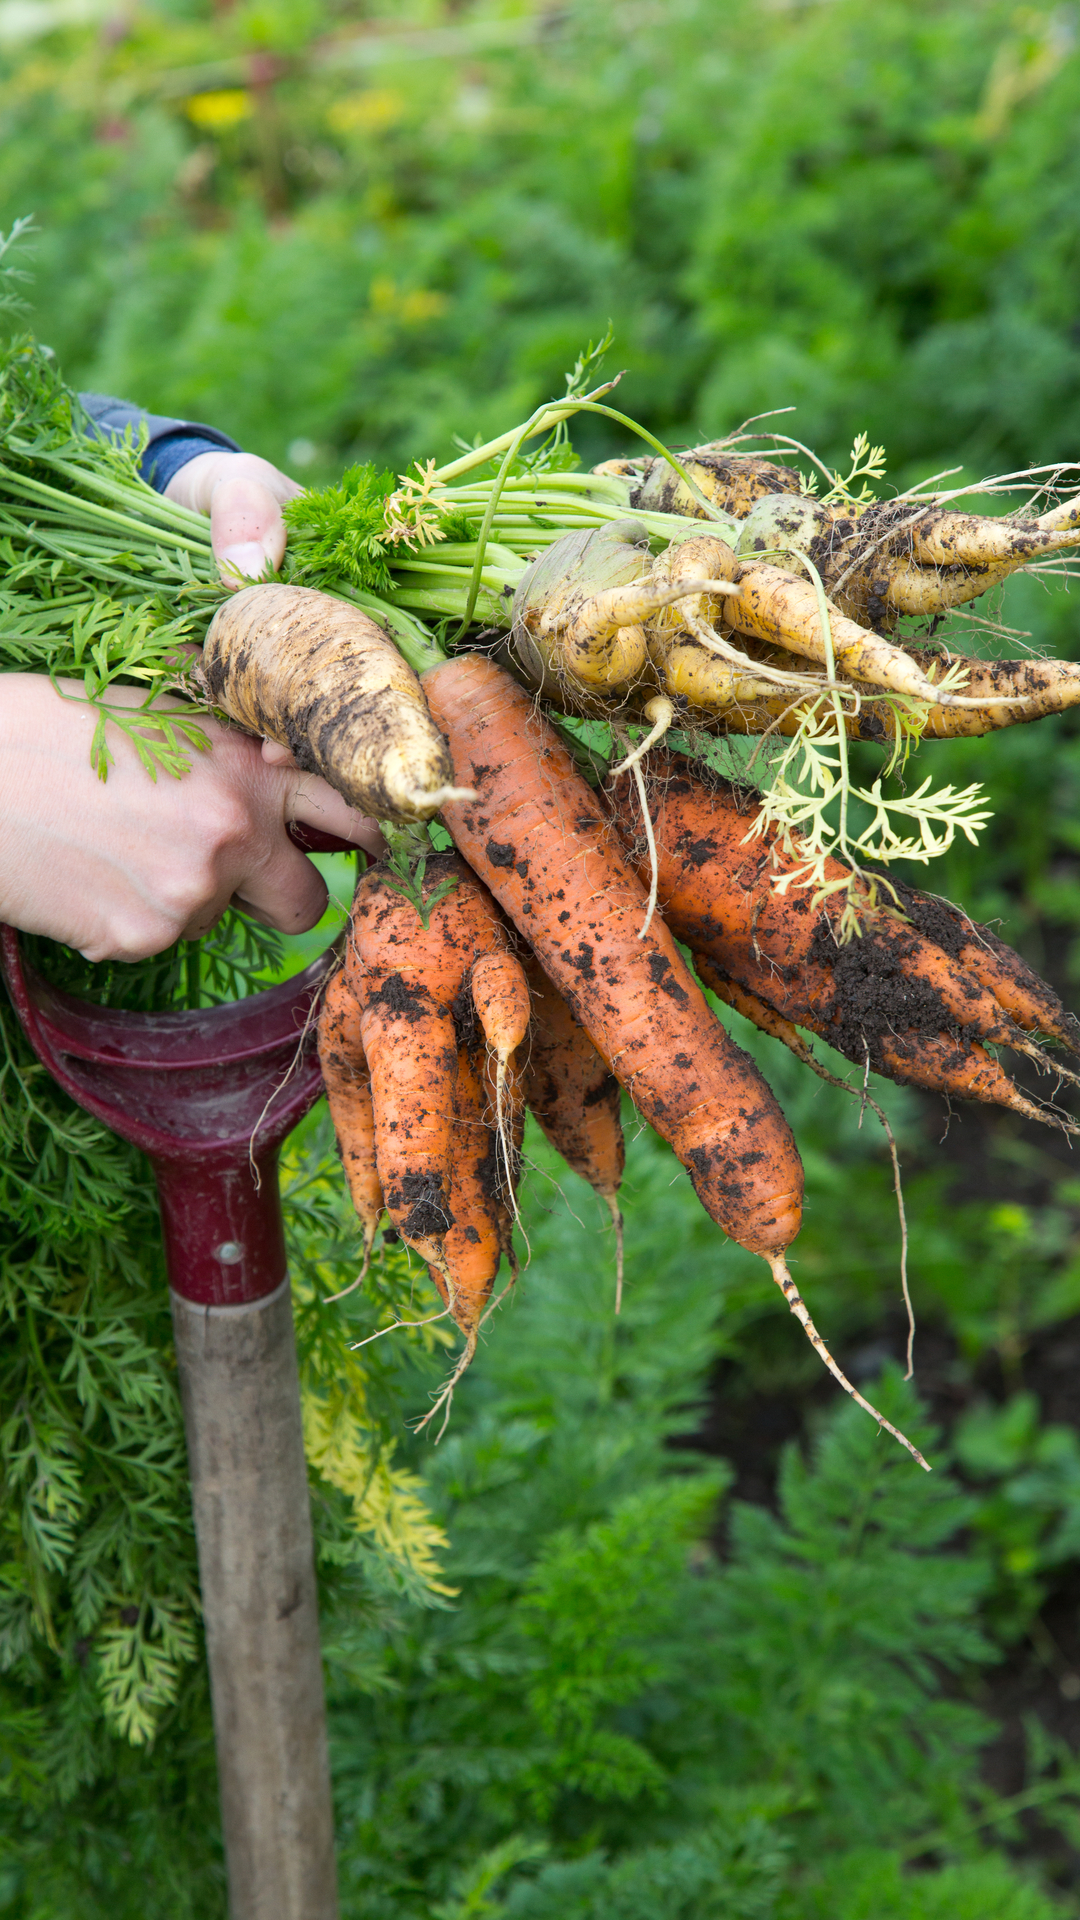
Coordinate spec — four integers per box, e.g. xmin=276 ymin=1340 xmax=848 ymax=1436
xmin=512 ymin=521 xmax=655 ymax=695
xmin=715 ymin=651 xmax=1080 ymax=741
xmin=724 ymin=560 xmax=946 ymax=700
xmin=884 ymin=557 xmax=1026 ymax=616
xmin=906 ymin=508 xmax=1080 ymax=569
xmin=603 ymin=445 xmax=803 ymax=522
xmin=654 ymin=642 xmax=813 ymax=715
xmin=200 ymin=582 xmax=471 ymax=821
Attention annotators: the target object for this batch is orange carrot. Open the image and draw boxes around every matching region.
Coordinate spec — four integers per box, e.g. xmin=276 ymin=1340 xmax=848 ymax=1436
xmin=520 ymin=949 xmax=626 ymax=1303
xmin=345 ymin=852 xmax=521 ymax=1314
xmin=607 ymin=755 xmax=1074 ymax=1120
xmin=442 ymin=1037 xmax=519 ymax=1324
xmin=423 ymin=657 xmax=933 ymax=1467
xmin=470 ymin=946 xmax=532 ymax=1134
xmin=692 ymin=954 xmax=816 ymax=1068
xmin=317 ymin=966 xmax=384 ymax=1287
xmin=422 ymin=654 xmax=804 ymax=1263
xmin=886 ymin=878 xmax=1080 ymax=1055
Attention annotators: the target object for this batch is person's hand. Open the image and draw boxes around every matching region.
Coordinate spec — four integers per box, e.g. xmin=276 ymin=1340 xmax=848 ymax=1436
xmin=164 ymin=450 xmax=302 ymax=587
xmin=0 ymin=675 xmax=382 ymax=962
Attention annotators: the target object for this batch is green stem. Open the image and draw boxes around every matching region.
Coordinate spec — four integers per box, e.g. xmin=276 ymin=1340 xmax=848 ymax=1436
xmin=36 ymin=454 xmax=212 ymax=540
xmin=450 ymin=397 xmax=577 ymax=638
xmin=391 ymin=580 xmax=511 ymax=627
xmin=545 ymin=399 xmax=731 ymax=525
xmin=0 ymin=464 xmax=211 ymax=555
xmin=792 ymin=550 xmax=856 ymax=868
xmin=428 ymin=380 xmax=616 ymax=485
xmin=0 ymin=512 xmax=180 ymax=596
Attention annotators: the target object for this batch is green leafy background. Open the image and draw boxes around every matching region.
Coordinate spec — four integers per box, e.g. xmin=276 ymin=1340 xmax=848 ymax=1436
xmin=6 ymin=0 xmax=1080 ymax=1913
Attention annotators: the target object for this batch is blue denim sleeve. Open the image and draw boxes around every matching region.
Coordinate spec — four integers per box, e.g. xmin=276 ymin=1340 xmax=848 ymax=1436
xmin=77 ymin=392 xmax=242 ymax=495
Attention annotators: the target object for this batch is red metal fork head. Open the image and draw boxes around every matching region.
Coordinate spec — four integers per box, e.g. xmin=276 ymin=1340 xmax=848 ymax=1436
xmin=0 ymin=929 xmax=334 ymax=1307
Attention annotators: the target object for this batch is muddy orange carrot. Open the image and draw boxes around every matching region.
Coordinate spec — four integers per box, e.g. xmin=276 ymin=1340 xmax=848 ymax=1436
xmin=428 ymin=977 xmax=528 ymax=1431
xmin=422 ymin=654 xmax=803 ymax=1262
xmin=692 ymin=954 xmax=817 ymax=1068
xmin=520 ymin=949 xmax=626 ymax=1302
xmin=317 ymin=966 xmax=384 ymax=1286
xmin=608 ymin=756 xmax=1041 ymax=1051
xmin=886 ymin=877 xmax=1080 ymax=1054
xmin=607 ymin=754 xmax=1074 ymax=1122
xmin=345 ymin=852 xmax=516 ymax=1289
xmin=443 ymin=1043 xmax=516 ymax=1309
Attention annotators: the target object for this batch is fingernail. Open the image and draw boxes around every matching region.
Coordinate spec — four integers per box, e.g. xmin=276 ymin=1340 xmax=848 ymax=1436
xmin=219 ymin=542 xmax=268 ymax=581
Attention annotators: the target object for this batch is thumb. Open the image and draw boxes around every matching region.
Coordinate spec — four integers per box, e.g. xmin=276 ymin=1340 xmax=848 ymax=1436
xmin=212 ymin=476 xmax=289 ymax=585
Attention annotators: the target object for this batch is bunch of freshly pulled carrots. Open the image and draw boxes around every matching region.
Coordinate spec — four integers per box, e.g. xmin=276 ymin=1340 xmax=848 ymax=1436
xmin=8 ymin=329 xmax=1079 ymax=1458
xmin=191 ymin=409 xmax=1080 ymax=1457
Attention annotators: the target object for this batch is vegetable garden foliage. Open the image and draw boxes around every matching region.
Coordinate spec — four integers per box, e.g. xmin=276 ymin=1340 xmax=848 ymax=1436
xmin=2 ymin=0 xmax=1080 ymax=1912
xmin=3 ymin=0 xmax=1080 ymax=483
xmin=8 ymin=1104 xmax=1080 ymax=1919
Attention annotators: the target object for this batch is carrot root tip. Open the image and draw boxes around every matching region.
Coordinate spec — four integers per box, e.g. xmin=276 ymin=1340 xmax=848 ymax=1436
xmin=408 ymin=782 xmax=478 ymax=813
xmin=413 ymin=1327 xmax=479 ymax=1442
xmin=609 ymin=697 xmax=675 ymax=780
xmin=765 ymin=1254 xmax=930 ymax=1472
xmin=607 ymin=1196 xmax=626 ymax=1315
xmin=324 ymin=1225 xmax=377 ymax=1304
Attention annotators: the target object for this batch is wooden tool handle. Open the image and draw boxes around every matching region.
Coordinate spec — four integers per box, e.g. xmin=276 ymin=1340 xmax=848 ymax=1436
xmin=172 ymin=1280 xmax=338 ymax=1920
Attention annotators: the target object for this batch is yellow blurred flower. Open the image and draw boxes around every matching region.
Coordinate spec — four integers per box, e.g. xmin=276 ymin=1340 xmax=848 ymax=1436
xmin=327 ymin=87 xmax=406 ymax=136
xmin=369 ymin=275 xmax=448 ymax=324
xmin=184 ymin=90 xmax=253 ymax=132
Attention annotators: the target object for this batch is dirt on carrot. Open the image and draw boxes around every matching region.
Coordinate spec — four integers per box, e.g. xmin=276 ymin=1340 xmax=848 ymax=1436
xmin=519 ymin=948 xmax=626 ymax=1303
